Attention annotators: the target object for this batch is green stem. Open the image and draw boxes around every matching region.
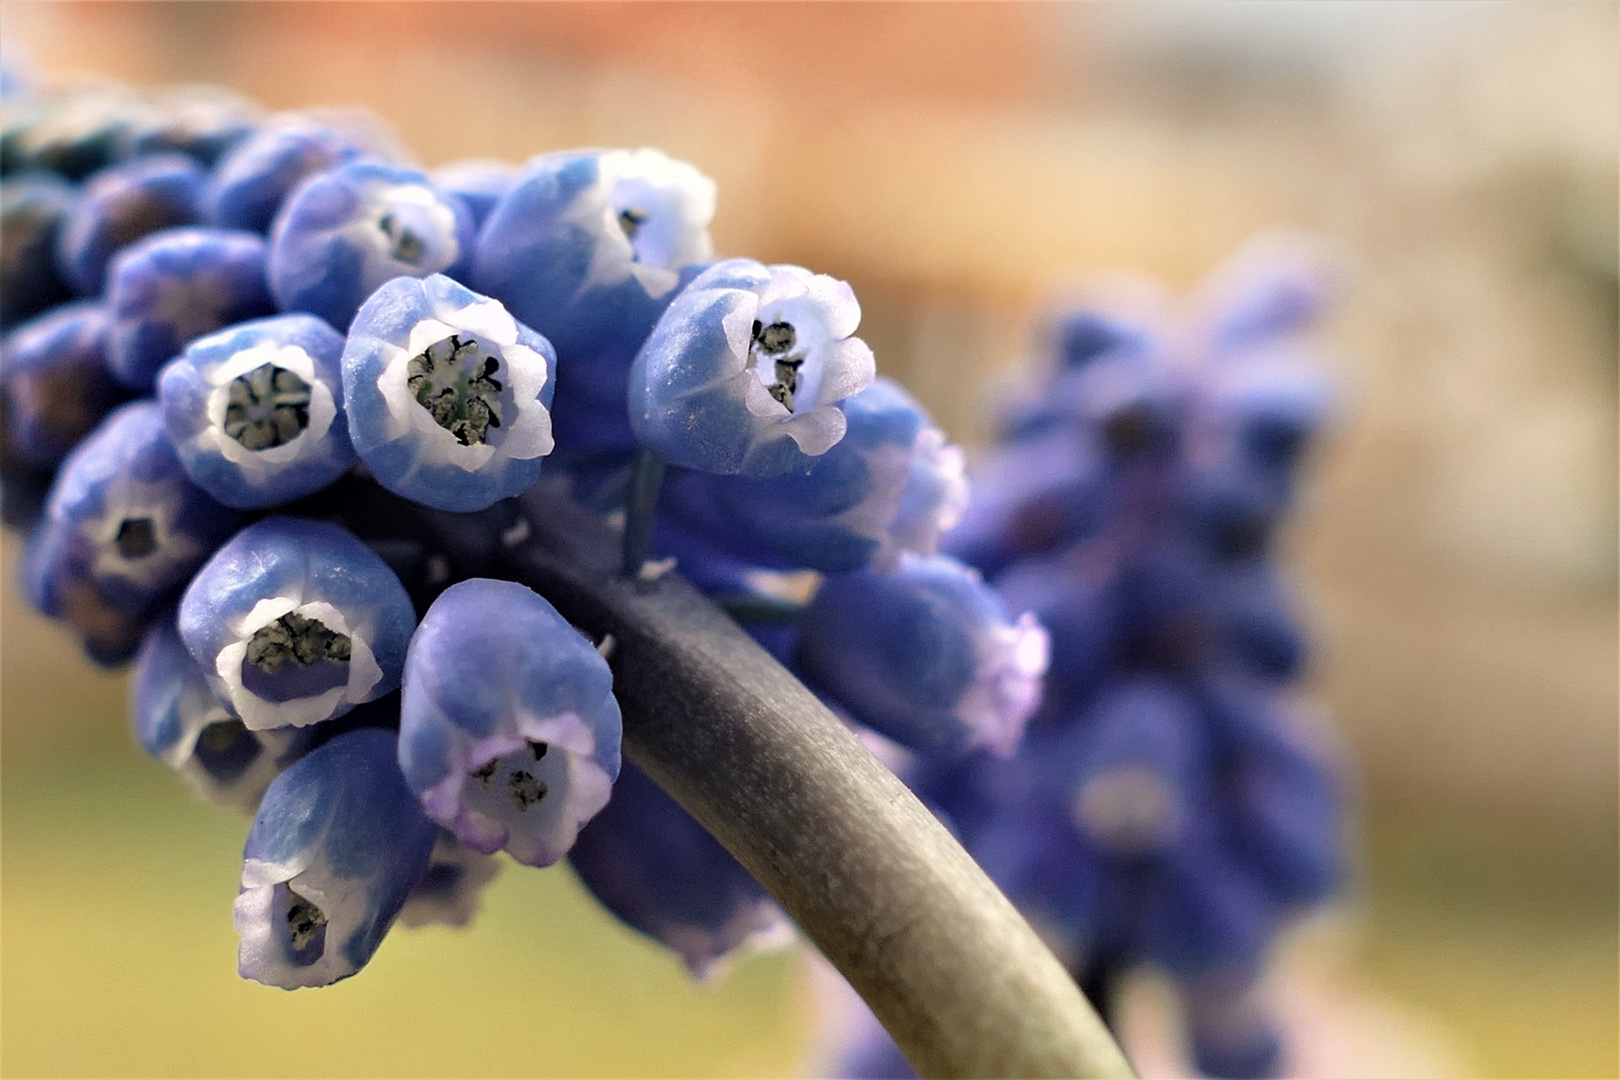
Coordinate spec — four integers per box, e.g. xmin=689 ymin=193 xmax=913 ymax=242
xmin=620 ymin=448 xmax=666 ymax=578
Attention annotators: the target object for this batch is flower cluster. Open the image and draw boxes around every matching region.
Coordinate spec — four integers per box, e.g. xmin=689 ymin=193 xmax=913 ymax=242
xmin=0 ymin=71 xmax=1034 ymax=995
xmin=4 ymin=65 xmax=1345 ymax=1078
xmin=827 ymin=246 xmax=1346 ymax=1078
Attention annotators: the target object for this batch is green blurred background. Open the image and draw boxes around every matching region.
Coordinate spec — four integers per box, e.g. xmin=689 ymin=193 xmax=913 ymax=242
xmin=2 ymin=3 xmax=1615 ymax=1077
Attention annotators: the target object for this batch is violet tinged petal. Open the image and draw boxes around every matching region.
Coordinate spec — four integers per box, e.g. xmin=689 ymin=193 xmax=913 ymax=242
xmin=131 ymin=615 xmax=302 ymax=811
xmin=396 ymin=829 xmax=502 ymax=929
xmin=568 ymin=761 xmax=791 ymax=979
xmin=36 ymin=399 xmax=240 ymax=613
xmin=267 ymin=159 xmax=473 ymax=330
xmin=397 ymin=578 xmax=620 ymax=867
xmin=55 ymin=153 xmax=205 ymax=295
xmin=106 ymin=226 xmax=275 ymax=391
xmin=471 ymin=149 xmax=715 ymax=460
xmin=1 ymin=301 xmax=124 ymax=469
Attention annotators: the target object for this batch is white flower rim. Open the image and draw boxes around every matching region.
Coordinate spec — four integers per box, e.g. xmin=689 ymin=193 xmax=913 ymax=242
xmin=373 ymin=299 xmax=553 ymax=473
xmin=214 ymin=596 xmax=382 ymax=730
xmin=197 ymin=342 xmax=338 ymax=484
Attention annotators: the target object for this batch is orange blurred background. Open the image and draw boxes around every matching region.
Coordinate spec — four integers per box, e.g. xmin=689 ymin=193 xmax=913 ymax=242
xmin=2 ymin=3 xmax=1615 ymax=1077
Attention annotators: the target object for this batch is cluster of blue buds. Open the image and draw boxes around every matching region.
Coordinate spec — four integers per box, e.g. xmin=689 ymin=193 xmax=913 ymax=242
xmin=4 ymin=64 xmax=1346 ymax=1077
xmin=0 ymin=68 xmax=1043 ymax=995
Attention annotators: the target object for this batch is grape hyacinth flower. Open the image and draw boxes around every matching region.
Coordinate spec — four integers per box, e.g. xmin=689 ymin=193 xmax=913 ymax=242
xmin=398 ymin=579 xmax=620 ymax=867
xmin=472 ymin=148 xmax=716 ymax=459
xmin=629 ymin=258 xmax=876 ymax=478
xmin=106 ymin=227 xmax=275 ymax=390
xmin=205 ymin=116 xmax=366 ymax=233
xmin=568 ymin=761 xmax=791 ymax=978
xmin=342 ymin=273 xmax=556 ymax=512
xmin=55 ymin=152 xmax=206 ymax=295
xmin=0 ymin=171 xmax=76 ymax=327
xmin=131 ymin=616 xmax=303 ymax=811
xmin=28 ymin=399 xmax=239 ymax=616
xmin=0 ymin=301 xmax=123 ymax=470
xmin=159 ymin=312 xmax=354 ymax=508
xmin=267 ymin=159 xmax=474 ymax=329
xmin=179 ymin=517 xmax=416 ymax=730
xmin=796 ymin=554 xmax=1049 ymax=759
xmin=654 ymin=377 xmax=967 ymax=574
xmin=235 ymin=727 xmax=437 ymax=989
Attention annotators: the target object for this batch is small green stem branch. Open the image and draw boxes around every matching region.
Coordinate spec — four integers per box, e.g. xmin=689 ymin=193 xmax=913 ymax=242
xmin=506 ymin=483 xmax=1134 ymax=1079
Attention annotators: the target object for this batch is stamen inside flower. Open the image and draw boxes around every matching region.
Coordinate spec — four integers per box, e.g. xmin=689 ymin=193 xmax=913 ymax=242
xmin=115 ymin=517 xmax=158 ymax=559
xmin=751 ymin=320 xmax=806 ymax=411
xmin=617 ymin=207 xmax=647 ymax=245
xmin=406 ymin=333 xmax=504 ymax=447
xmin=378 ymin=210 xmax=426 ymax=266
xmin=273 ymin=882 xmax=328 ymax=965
xmin=192 ymin=718 xmax=261 ymax=783
xmin=242 ymin=613 xmax=352 ymax=702
xmin=223 ymin=363 xmax=312 ymax=450
xmin=465 ymin=740 xmax=551 ymax=813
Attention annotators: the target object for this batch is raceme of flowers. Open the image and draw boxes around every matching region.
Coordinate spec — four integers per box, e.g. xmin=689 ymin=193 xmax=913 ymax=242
xmin=0 ymin=75 xmax=1028 ymax=992
xmin=1 ymin=70 xmax=1344 ymax=1079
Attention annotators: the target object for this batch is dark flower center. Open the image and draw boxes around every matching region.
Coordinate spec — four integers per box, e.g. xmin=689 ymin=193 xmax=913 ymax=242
xmin=274 ymin=882 xmax=328 ymax=965
xmin=224 ymin=362 xmax=311 ymax=450
xmin=242 ymin=612 xmax=352 ymax=702
xmin=378 ymin=210 xmax=426 ymax=265
xmin=192 ymin=719 xmax=261 ymax=783
xmin=115 ymin=516 xmax=157 ymax=559
xmin=407 ymin=333 xmax=504 ymax=447
xmin=468 ymin=740 xmax=550 ymax=812
xmin=752 ymin=319 xmax=805 ymax=411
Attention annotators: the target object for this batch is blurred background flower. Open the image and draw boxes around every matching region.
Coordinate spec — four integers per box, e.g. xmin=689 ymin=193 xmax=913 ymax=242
xmin=1 ymin=2 xmax=1613 ymax=1076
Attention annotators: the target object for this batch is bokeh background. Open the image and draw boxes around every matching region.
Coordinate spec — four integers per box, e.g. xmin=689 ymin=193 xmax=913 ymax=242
xmin=2 ymin=3 xmax=1615 ymax=1077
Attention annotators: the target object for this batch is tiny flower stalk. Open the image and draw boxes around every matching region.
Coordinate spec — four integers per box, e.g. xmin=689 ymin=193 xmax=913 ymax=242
xmin=179 ymin=517 xmax=416 ymax=729
xmin=342 ymin=273 xmax=555 ymax=512
xmin=397 ymin=578 xmax=621 ymax=867
xmin=236 ymin=727 xmax=437 ymax=989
